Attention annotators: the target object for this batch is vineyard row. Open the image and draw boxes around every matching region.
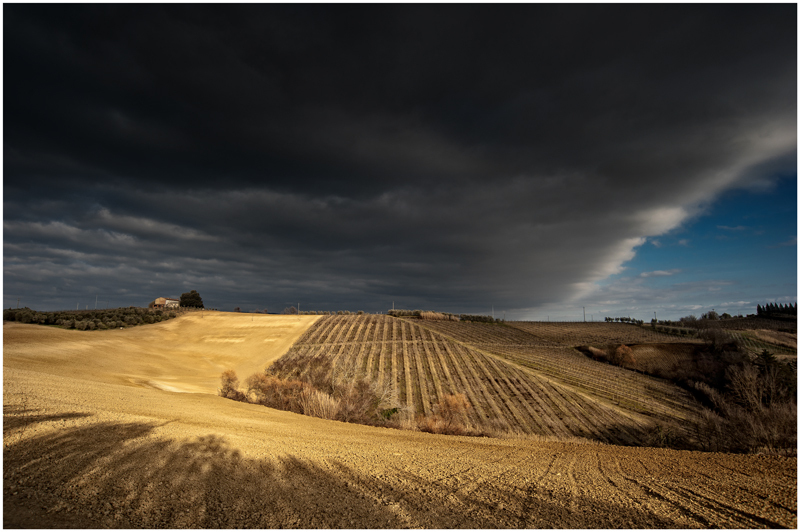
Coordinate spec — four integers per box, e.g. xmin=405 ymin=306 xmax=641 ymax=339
xmin=273 ymin=315 xmax=702 ymax=445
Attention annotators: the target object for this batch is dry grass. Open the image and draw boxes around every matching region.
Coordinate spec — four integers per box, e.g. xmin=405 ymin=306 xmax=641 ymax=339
xmin=300 ymin=389 xmax=341 ymax=420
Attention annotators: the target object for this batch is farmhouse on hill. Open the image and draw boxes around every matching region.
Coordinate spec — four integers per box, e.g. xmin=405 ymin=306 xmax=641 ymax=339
xmin=149 ymin=297 xmax=180 ymax=309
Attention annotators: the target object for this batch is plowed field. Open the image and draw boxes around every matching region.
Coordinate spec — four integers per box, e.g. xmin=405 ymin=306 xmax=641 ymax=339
xmin=3 ymin=313 xmax=796 ymax=528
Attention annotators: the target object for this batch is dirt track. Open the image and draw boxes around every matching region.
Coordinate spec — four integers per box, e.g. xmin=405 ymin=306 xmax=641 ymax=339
xmin=3 ymin=314 xmax=797 ymax=528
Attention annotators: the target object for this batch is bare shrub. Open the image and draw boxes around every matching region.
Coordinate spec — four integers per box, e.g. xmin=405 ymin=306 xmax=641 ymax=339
xmin=437 ymin=393 xmax=471 ymax=428
xmin=265 ymin=349 xmax=401 ymax=426
xmin=245 ymin=373 xmax=308 ymax=414
xmin=691 ymin=381 xmax=729 ymax=413
xmin=336 ymin=379 xmax=386 ymax=424
xmin=417 ymin=414 xmax=451 ymax=435
xmin=761 ymin=364 xmax=783 ymax=407
xmin=219 ymin=369 xmax=246 ymax=401
xmin=300 ymin=388 xmax=340 ymax=420
xmin=758 ymin=402 xmax=797 ymax=452
xmin=726 ymin=364 xmax=763 ymax=410
xmin=386 ymin=408 xmax=417 ymax=431
xmin=606 ymin=344 xmax=636 ymax=367
xmin=418 ymin=393 xmax=472 ymax=435
xmin=726 ymin=402 xmax=797 ymax=454
xmin=693 ymin=394 xmax=796 ymax=454
xmin=644 ymin=423 xmax=679 ymax=448
xmin=694 ymin=408 xmax=728 ymax=452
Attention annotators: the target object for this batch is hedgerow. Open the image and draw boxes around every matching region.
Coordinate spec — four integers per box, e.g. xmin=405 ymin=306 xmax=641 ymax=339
xmin=221 ymin=351 xmax=401 ymax=427
xmin=3 ymin=306 xmax=181 ymax=330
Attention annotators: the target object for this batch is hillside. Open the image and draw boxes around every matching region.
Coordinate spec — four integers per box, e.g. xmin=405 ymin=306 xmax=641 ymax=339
xmin=3 ymin=313 xmax=796 ymax=528
xmin=2 ymin=312 xmax=320 ymax=393
xmin=271 ymin=315 xmax=704 ymax=446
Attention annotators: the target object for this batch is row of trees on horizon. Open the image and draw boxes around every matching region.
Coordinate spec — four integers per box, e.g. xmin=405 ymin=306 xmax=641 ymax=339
xmin=2 ymin=306 xmax=183 ymax=330
xmin=757 ymin=302 xmax=796 ymax=317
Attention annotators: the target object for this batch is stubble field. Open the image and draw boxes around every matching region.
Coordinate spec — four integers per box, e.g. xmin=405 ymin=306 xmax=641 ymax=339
xmin=3 ymin=313 xmax=796 ymax=528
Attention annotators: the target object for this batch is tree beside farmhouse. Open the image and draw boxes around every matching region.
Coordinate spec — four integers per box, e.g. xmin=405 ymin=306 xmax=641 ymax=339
xmin=180 ymin=290 xmax=204 ymax=308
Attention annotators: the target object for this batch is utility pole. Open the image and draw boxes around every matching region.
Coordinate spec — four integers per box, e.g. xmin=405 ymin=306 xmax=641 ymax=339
xmin=76 ymin=302 xmax=79 ymax=310
xmin=583 ymin=307 xmax=586 ymax=322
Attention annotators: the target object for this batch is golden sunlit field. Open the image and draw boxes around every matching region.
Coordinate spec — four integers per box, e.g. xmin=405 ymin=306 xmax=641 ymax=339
xmin=3 ymin=313 xmax=796 ymax=528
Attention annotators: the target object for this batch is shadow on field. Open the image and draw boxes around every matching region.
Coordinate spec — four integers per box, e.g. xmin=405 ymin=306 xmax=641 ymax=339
xmin=4 ymin=411 xmax=689 ymax=528
xmin=565 ymin=419 xmax=694 ymax=450
xmin=2 ymin=409 xmax=92 ymax=432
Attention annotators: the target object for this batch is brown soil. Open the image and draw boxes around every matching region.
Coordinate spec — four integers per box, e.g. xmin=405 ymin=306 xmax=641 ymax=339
xmin=4 ymin=314 xmax=797 ymax=528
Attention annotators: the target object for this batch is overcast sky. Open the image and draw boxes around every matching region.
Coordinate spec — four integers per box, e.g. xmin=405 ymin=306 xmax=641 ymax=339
xmin=4 ymin=4 xmax=797 ymax=320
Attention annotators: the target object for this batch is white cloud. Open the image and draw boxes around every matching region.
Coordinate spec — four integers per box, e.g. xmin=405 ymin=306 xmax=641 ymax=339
xmin=634 ymin=206 xmax=688 ymax=236
xmin=719 ymin=301 xmax=751 ymax=307
xmin=640 ymin=269 xmax=681 ymax=278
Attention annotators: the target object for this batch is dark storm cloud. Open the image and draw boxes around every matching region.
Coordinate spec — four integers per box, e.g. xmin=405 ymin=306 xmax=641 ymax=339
xmin=4 ymin=4 xmax=796 ymax=314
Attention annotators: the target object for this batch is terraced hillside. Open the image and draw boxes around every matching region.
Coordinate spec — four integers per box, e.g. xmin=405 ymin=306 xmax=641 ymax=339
xmin=271 ymin=315 xmax=703 ymax=445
